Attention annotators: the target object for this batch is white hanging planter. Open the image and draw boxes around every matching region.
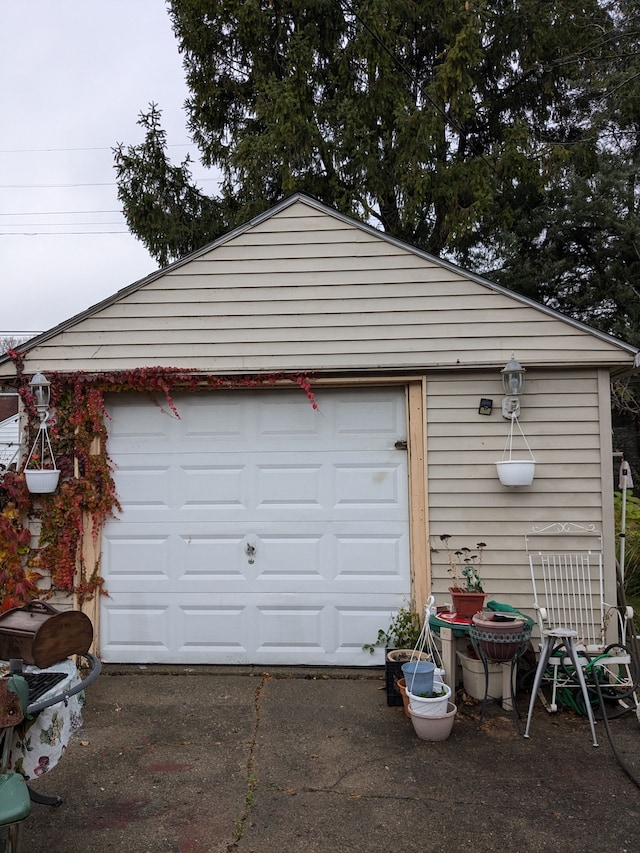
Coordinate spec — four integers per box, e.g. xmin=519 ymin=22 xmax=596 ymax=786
xmin=496 ymin=460 xmax=535 ymax=486
xmin=24 ymin=419 xmax=61 ymax=494
xmin=496 ymin=416 xmax=535 ymax=487
xmin=25 ymin=469 xmax=61 ymax=494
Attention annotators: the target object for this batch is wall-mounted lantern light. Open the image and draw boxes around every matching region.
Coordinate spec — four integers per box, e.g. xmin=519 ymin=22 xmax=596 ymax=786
xmin=29 ymin=371 xmax=51 ymax=420
xmin=500 ymin=353 xmax=526 ymax=419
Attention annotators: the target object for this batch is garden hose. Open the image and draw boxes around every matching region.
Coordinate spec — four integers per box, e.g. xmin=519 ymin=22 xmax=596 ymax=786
xmin=592 ymin=667 xmax=640 ymax=791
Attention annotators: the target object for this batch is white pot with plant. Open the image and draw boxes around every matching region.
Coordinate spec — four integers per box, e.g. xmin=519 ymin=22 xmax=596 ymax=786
xmin=406 ymin=680 xmax=452 ymax=716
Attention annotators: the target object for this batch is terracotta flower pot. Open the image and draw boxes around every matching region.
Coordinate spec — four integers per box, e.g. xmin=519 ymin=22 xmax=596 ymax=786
xmin=397 ymin=677 xmax=411 ymax=718
xmin=449 ymin=588 xmax=486 ymax=619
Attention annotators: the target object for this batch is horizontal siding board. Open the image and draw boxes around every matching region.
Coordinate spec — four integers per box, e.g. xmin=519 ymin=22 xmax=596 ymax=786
xmin=49 ymin=318 xmax=595 ymax=348
xmin=162 ymin=269 xmax=491 ymax=288
xmin=75 ymin=306 xmax=550 ymax=330
xmin=186 ymin=238 xmax=413 ymax=261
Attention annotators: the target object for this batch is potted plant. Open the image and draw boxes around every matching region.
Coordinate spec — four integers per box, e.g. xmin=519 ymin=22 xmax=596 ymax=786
xmin=406 ymin=680 xmax=452 ymax=716
xmin=440 ymin=534 xmax=487 ymax=619
xmin=363 ymin=603 xmax=425 ymax=706
xmin=23 ymin=422 xmax=60 ymax=494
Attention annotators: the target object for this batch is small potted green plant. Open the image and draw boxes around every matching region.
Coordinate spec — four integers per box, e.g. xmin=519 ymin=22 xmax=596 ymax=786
xmin=440 ymin=534 xmax=487 ymax=619
xmin=363 ymin=603 xmax=425 ymax=706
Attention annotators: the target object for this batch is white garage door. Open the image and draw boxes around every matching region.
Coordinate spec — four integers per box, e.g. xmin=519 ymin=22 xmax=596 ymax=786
xmin=100 ymin=387 xmax=410 ymax=665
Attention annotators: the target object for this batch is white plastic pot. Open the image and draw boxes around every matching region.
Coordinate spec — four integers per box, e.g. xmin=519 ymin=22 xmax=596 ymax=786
xmin=406 ymin=681 xmax=452 ymax=716
xmin=495 ymin=460 xmax=535 ymax=487
xmin=25 ymin=469 xmax=61 ymax=494
xmin=410 ymin=701 xmax=457 ymax=741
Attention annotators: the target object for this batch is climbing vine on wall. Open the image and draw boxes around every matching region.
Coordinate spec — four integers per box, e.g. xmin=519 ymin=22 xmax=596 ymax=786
xmin=0 ymin=355 xmax=317 ymax=611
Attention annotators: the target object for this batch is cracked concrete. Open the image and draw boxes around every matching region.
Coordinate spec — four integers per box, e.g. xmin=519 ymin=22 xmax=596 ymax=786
xmin=21 ymin=666 xmax=640 ymax=852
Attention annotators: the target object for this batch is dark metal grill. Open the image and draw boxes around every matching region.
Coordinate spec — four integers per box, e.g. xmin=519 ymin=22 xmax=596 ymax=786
xmin=20 ymin=671 xmax=67 ymax=703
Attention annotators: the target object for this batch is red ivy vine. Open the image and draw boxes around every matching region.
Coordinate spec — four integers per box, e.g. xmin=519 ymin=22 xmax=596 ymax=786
xmin=0 ymin=357 xmax=316 ymax=611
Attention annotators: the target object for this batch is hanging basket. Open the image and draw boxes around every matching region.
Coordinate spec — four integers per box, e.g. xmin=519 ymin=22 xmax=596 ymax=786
xmin=496 ymin=416 xmax=535 ymax=487
xmin=24 ymin=420 xmax=60 ymax=494
xmin=496 ymin=460 xmax=535 ymax=486
xmin=25 ymin=469 xmax=61 ymax=494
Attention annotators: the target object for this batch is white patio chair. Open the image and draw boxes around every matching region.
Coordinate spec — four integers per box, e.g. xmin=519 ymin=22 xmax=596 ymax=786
xmin=523 ymin=522 xmax=637 ymax=747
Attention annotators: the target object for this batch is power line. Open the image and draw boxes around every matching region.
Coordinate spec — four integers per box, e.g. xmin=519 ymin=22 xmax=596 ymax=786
xmin=0 ymin=144 xmax=193 ymax=154
xmin=0 ymin=230 xmax=129 ymax=236
xmin=0 ymin=210 xmax=121 ymax=216
xmin=1 ymin=222 xmax=124 ymax=227
xmin=0 ymin=177 xmax=217 ymax=189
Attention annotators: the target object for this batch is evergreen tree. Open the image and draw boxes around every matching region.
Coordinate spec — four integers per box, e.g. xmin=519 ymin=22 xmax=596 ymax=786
xmin=115 ymin=0 xmax=637 ymax=339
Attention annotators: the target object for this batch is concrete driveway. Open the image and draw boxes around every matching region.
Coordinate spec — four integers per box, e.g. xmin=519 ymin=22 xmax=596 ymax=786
xmin=22 ymin=666 xmax=640 ymax=853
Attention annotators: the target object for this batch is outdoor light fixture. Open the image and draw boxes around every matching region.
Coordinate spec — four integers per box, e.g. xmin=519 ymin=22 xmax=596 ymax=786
xmin=500 ymin=353 xmax=526 ymax=419
xmin=29 ymin=371 xmax=51 ymax=420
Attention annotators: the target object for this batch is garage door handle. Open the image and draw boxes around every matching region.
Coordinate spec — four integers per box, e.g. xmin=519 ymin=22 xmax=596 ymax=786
xmin=245 ymin=543 xmax=256 ymax=564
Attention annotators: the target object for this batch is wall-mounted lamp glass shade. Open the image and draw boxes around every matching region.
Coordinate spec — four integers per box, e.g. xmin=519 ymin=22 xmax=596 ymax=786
xmin=29 ymin=371 xmax=51 ymax=417
xmin=500 ymin=354 xmax=525 ymax=419
xmin=500 ymin=354 xmax=525 ymax=396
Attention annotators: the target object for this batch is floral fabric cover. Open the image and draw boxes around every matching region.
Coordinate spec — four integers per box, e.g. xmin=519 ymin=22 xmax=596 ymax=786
xmin=9 ymin=658 xmax=84 ymax=780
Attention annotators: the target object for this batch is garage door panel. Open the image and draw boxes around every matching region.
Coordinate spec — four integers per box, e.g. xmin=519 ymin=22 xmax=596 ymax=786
xmin=102 ymin=604 xmax=172 ymax=655
xmin=255 ymin=464 xmax=323 ymax=506
xmin=115 ymin=466 xmax=173 ymax=508
xmin=334 ymin=462 xmax=404 ymax=505
xmin=182 ymin=465 xmax=246 ymax=507
xmin=102 ymin=388 xmax=410 ymax=664
xmin=101 ymin=593 xmax=410 ymax=665
xmin=183 ymin=397 xmax=244 ymax=439
xmin=102 ymin=534 xmax=172 ymax=582
xmin=103 ymin=526 xmax=408 ymax=593
xmin=335 ymin=396 xmax=403 ymax=436
xmin=335 ymin=533 xmax=406 ymax=579
xmin=258 ymin=397 xmax=321 ymax=437
xmin=113 ymin=456 xmax=407 ymax=519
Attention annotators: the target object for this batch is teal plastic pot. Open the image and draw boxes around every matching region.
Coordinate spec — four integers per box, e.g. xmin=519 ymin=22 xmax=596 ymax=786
xmin=401 ymin=660 xmax=435 ymax=696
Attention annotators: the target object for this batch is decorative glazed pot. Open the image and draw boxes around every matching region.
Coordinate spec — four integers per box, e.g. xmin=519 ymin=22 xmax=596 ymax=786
xmin=449 ymin=588 xmax=486 ymax=619
xmin=410 ymin=701 xmax=457 ymax=741
xmin=25 ymin=469 xmax=61 ymax=494
xmin=471 ymin=611 xmax=526 ymax=662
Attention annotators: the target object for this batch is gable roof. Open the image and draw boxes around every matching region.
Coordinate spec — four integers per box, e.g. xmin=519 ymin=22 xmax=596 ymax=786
xmin=1 ymin=194 xmax=637 ymax=378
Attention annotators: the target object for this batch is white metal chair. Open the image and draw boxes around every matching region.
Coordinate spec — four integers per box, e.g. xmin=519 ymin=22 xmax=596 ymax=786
xmin=523 ymin=522 xmax=638 ymax=747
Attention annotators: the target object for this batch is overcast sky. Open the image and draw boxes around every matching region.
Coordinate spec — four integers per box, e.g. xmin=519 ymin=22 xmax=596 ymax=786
xmin=1 ymin=1 xmax=215 ymax=338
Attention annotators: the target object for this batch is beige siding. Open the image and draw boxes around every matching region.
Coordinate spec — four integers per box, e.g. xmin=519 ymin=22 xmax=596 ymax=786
xmin=425 ymin=367 xmax=612 ymax=618
xmin=6 ymin=198 xmax=635 ymax=376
